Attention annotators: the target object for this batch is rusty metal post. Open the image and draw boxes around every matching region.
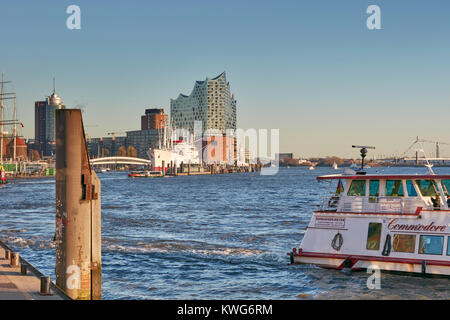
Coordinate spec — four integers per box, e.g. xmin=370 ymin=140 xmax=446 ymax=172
xmin=10 ymin=252 xmax=19 ymax=267
xmin=20 ymin=264 xmax=27 ymax=275
xmin=40 ymin=276 xmax=51 ymax=295
xmin=55 ymin=109 xmax=101 ymax=300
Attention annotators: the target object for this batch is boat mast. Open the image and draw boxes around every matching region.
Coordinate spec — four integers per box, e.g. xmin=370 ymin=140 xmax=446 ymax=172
xmin=13 ymin=93 xmax=16 ymax=161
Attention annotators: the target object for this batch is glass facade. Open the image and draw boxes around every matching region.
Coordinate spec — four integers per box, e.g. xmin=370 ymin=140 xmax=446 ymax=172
xmin=170 ymin=72 xmax=237 ymax=135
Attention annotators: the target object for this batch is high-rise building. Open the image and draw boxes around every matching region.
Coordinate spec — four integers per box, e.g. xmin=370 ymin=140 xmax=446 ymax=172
xmin=34 ymin=89 xmax=65 ymax=156
xmin=141 ymin=108 xmax=168 ymax=130
xmin=170 ymin=72 xmax=237 ymax=135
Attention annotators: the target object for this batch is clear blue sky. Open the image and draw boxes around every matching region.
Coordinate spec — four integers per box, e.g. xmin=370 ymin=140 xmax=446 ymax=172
xmin=1 ymin=0 xmax=450 ymax=158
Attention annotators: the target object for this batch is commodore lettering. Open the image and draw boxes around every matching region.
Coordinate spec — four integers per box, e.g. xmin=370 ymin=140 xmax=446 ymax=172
xmin=388 ymin=219 xmax=446 ymax=233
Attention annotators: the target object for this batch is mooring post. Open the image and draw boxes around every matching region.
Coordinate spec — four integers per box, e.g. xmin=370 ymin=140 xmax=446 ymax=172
xmin=40 ymin=276 xmax=51 ymax=295
xmin=10 ymin=252 xmax=19 ymax=267
xmin=162 ymin=160 xmax=165 ymax=176
xmin=188 ymin=162 xmax=191 ymax=176
xmin=55 ymin=109 xmax=101 ymax=300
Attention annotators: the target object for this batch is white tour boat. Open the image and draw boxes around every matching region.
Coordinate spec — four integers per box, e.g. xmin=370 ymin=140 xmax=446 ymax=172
xmin=290 ymin=147 xmax=450 ymax=276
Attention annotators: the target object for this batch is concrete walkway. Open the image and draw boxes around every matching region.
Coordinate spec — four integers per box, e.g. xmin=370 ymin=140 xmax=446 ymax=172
xmin=0 ymin=247 xmax=63 ymax=300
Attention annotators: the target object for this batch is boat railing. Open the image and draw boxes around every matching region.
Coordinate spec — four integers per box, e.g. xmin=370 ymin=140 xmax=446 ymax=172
xmin=318 ymin=194 xmax=442 ymax=214
xmin=320 ymin=192 xmax=341 ymax=211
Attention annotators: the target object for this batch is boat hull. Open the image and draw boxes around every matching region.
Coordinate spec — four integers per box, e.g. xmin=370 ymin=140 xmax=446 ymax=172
xmin=290 ymin=251 xmax=450 ymax=276
xmin=290 ymin=209 xmax=450 ymax=277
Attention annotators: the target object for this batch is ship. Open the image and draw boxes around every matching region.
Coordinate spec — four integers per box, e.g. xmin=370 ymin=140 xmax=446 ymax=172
xmin=289 ymin=146 xmax=450 ymax=276
xmin=147 ymin=126 xmax=200 ymax=172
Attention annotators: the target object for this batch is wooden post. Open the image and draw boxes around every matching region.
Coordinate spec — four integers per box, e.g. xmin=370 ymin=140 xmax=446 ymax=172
xmin=162 ymin=160 xmax=165 ymax=176
xmin=55 ymin=109 xmax=101 ymax=300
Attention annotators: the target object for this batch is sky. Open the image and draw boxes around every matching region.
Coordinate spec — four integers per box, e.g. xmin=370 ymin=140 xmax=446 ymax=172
xmin=1 ymin=0 xmax=450 ymax=158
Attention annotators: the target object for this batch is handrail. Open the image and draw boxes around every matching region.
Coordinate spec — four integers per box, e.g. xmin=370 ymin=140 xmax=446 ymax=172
xmin=0 ymin=240 xmax=72 ymax=300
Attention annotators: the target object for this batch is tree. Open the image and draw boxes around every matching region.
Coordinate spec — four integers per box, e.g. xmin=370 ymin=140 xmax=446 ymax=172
xmin=102 ymin=148 xmax=110 ymax=157
xmin=116 ymin=146 xmax=127 ymax=157
xmin=29 ymin=149 xmax=40 ymax=161
xmin=127 ymin=146 xmax=137 ymax=158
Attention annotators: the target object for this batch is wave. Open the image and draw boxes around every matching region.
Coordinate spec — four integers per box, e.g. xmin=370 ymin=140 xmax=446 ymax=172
xmin=103 ymin=239 xmax=264 ymax=257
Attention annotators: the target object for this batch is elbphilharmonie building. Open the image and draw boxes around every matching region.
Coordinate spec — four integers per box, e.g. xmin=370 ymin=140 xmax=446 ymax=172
xmin=170 ymin=72 xmax=237 ymax=135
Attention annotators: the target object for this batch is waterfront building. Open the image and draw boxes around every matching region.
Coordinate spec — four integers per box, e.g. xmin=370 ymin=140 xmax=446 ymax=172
xmin=125 ymin=129 xmax=160 ymax=159
xmin=6 ymin=138 xmax=27 ymax=160
xmin=276 ymin=153 xmax=294 ymax=161
xmin=141 ymin=108 xmax=168 ymax=130
xmin=170 ymin=72 xmax=237 ymax=135
xmin=34 ymin=89 xmax=65 ymax=156
xmin=87 ymin=136 xmax=127 ymax=158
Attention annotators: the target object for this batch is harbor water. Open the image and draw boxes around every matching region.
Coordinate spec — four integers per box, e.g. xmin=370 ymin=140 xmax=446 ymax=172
xmin=1 ymin=167 xmax=449 ymax=299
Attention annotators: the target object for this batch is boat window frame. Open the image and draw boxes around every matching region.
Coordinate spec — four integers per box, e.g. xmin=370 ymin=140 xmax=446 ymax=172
xmin=366 ymin=222 xmax=382 ymax=251
xmin=418 ymin=235 xmax=444 ymax=256
xmin=415 ymin=179 xmax=439 ymax=197
xmin=385 ymin=179 xmax=405 ymax=197
xmin=368 ymin=180 xmax=380 ymax=203
xmin=347 ymin=180 xmax=367 ymax=197
xmin=392 ymin=234 xmax=416 ymax=253
xmin=447 ymin=236 xmax=450 ymax=256
xmin=405 ymin=180 xmax=419 ymax=197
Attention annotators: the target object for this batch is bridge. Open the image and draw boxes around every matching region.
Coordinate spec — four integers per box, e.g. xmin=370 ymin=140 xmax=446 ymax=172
xmin=90 ymin=156 xmax=151 ymax=166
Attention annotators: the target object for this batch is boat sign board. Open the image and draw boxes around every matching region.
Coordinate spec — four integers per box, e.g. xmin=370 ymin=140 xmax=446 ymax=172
xmin=315 ymin=217 xmax=346 ymax=229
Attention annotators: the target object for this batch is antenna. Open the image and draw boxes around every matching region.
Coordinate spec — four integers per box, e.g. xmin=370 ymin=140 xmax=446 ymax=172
xmin=352 ymin=145 xmax=376 ymax=170
xmin=53 ymin=77 xmax=56 ymax=93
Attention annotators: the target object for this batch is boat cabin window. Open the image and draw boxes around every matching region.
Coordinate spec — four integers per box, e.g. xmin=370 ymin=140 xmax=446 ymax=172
xmin=369 ymin=180 xmax=379 ymax=196
xmin=366 ymin=223 xmax=382 ymax=250
xmin=369 ymin=180 xmax=379 ymax=203
xmin=447 ymin=237 xmax=450 ymax=256
xmin=385 ymin=180 xmax=404 ymax=197
xmin=392 ymin=234 xmax=416 ymax=253
xmin=442 ymin=180 xmax=450 ymax=196
xmin=406 ymin=180 xmax=418 ymax=197
xmin=419 ymin=235 xmax=444 ymax=255
xmin=415 ymin=180 xmax=438 ymax=197
xmin=347 ymin=180 xmax=366 ymax=197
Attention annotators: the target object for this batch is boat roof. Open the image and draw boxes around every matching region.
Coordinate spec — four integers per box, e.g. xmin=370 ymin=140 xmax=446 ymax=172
xmin=317 ymin=174 xmax=450 ymax=181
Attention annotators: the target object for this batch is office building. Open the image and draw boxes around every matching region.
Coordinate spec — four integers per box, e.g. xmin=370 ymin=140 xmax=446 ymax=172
xmin=34 ymin=89 xmax=65 ymax=156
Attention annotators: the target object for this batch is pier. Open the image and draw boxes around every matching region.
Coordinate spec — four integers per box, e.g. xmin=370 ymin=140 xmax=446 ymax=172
xmin=0 ymin=241 xmax=67 ymax=300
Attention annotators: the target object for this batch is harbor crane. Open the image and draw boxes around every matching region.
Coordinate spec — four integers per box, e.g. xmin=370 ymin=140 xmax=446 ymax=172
xmin=401 ymin=136 xmax=450 ymax=160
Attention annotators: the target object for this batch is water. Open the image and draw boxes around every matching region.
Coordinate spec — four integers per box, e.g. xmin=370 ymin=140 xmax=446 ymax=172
xmin=1 ymin=167 xmax=449 ymax=299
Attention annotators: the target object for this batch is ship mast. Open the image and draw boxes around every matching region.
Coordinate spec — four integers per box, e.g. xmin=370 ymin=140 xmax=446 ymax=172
xmin=13 ymin=93 xmax=17 ymax=161
xmin=0 ymin=73 xmax=11 ymax=162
